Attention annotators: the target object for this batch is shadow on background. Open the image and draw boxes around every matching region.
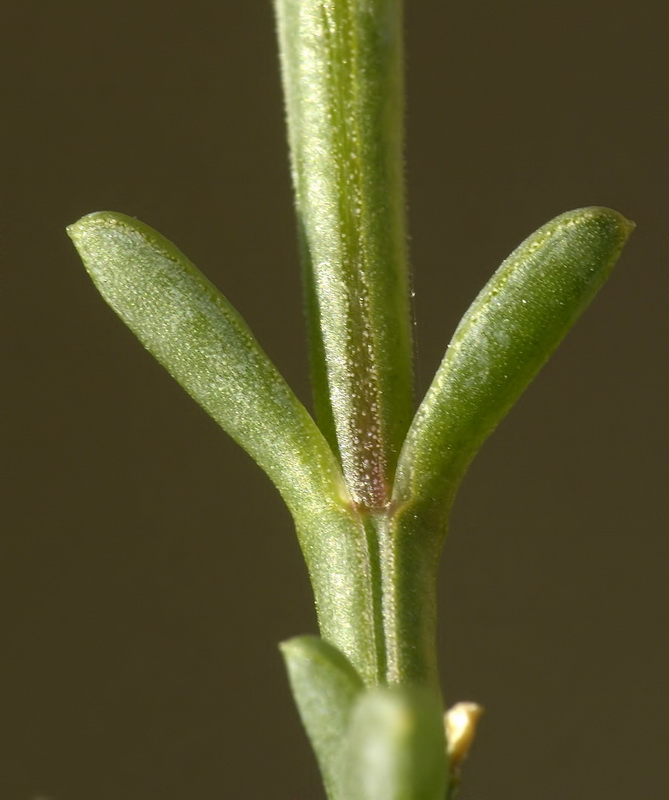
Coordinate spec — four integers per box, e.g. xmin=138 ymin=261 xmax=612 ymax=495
xmin=2 ymin=2 xmax=667 ymax=799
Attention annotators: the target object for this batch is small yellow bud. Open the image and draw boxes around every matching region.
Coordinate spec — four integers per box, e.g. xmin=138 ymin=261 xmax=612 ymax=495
xmin=445 ymin=701 xmax=484 ymax=771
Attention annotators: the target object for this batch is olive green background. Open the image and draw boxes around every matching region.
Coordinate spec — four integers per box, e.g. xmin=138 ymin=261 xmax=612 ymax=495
xmin=2 ymin=2 xmax=667 ymax=799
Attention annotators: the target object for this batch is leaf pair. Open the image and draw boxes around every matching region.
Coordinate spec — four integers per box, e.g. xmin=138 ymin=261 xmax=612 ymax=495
xmin=281 ymin=636 xmax=448 ymax=800
xmin=69 ymin=206 xmax=633 ymax=688
xmin=68 ymin=207 xmax=633 ymax=518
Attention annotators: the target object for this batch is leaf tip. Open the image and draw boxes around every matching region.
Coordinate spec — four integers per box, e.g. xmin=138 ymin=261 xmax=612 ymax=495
xmin=67 ymin=210 xmax=126 ymax=240
xmin=569 ymin=205 xmax=635 ymax=249
xmin=278 ymin=635 xmax=314 ymax=659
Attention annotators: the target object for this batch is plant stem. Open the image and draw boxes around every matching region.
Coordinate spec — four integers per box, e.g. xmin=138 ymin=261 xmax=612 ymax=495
xmin=275 ymin=0 xmax=412 ymax=511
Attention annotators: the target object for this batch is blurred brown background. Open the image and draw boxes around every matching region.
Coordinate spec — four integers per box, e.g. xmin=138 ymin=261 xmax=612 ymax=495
xmin=1 ymin=2 xmax=667 ymax=798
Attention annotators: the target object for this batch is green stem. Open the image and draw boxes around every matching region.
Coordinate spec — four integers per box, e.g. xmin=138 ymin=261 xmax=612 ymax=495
xmin=379 ymin=509 xmax=445 ymax=689
xmin=275 ymin=0 xmax=413 ymax=511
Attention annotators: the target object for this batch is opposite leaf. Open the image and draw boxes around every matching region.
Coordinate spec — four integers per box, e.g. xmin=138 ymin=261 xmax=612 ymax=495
xmin=393 ymin=206 xmax=634 ymax=513
xmin=69 ymin=212 xmax=386 ymax=685
xmin=377 ymin=207 xmax=633 ymax=686
xmin=343 ymin=686 xmax=448 ymax=800
xmin=281 ymin=636 xmax=364 ymax=800
xmin=68 ymin=212 xmax=347 ymax=519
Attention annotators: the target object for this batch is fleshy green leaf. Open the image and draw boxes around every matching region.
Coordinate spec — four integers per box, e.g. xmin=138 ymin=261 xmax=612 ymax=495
xmin=394 ymin=206 xmax=634 ymax=513
xmin=68 ymin=211 xmax=344 ymax=516
xmin=380 ymin=206 xmax=634 ymax=686
xmin=343 ymin=686 xmax=448 ymax=800
xmin=68 ymin=212 xmax=382 ymax=685
xmin=281 ymin=636 xmax=364 ymax=800
xmin=275 ymin=0 xmax=413 ymax=509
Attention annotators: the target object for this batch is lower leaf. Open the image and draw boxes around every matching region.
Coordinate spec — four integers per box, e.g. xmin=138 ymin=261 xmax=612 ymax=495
xmin=343 ymin=686 xmax=448 ymax=800
xmin=281 ymin=636 xmax=364 ymax=800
